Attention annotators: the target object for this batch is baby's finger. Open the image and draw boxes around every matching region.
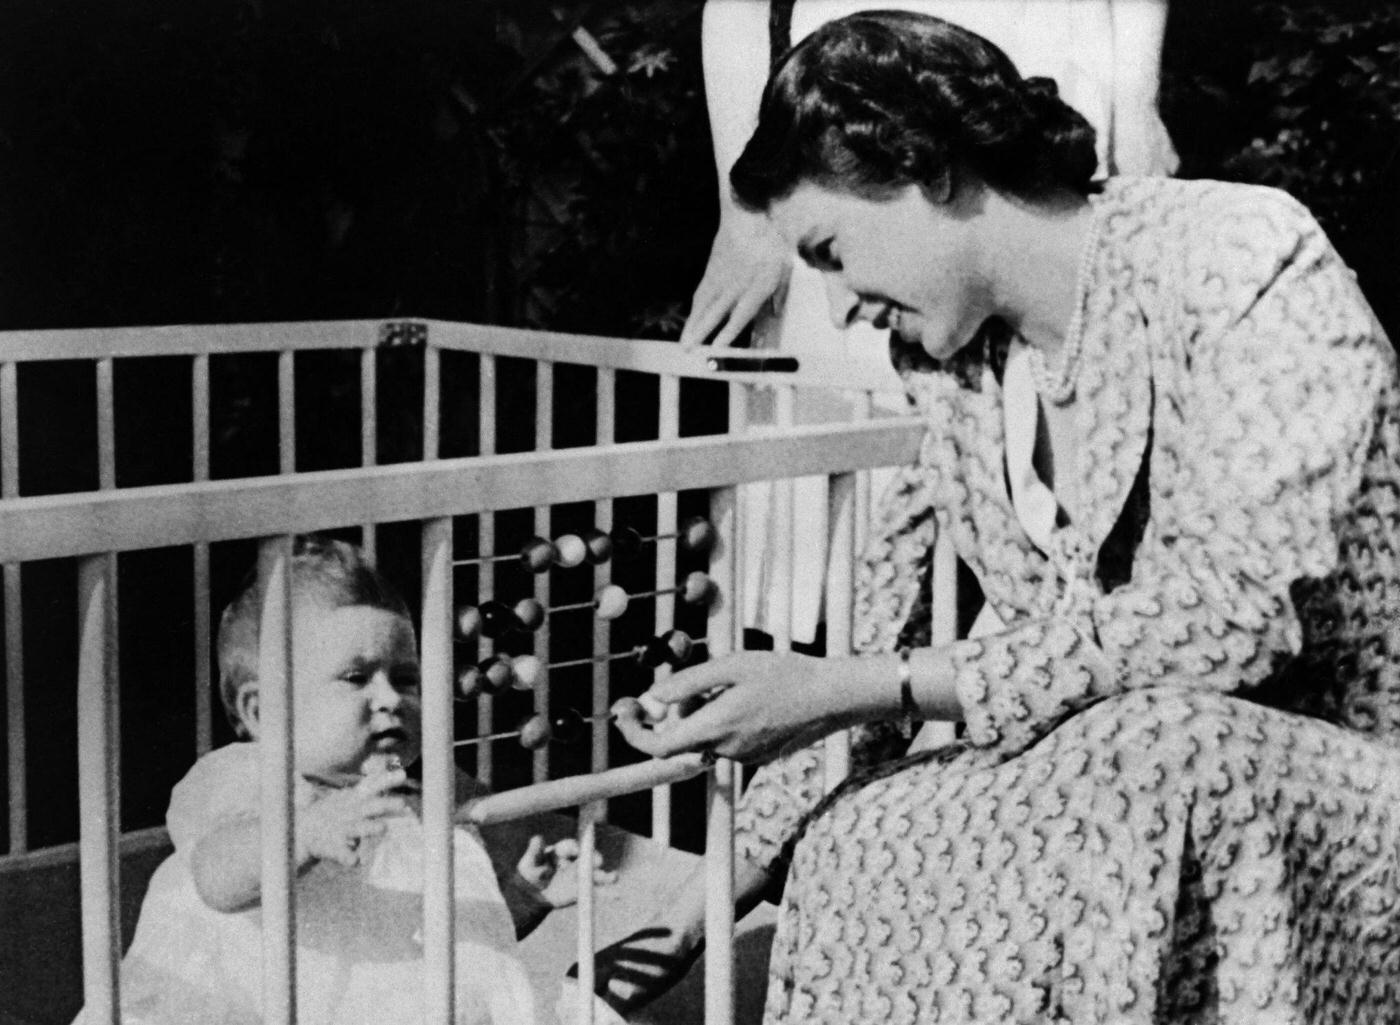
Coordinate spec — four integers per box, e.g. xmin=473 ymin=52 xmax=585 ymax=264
xmin=592 ymin=868 xmax=619 ymax=887
xmin=359 ymin=795 xmax=409 ymax=819
xmin=356 ymin=768 xmax=410 ymax=796
xmin=548 ymin=838 xmax=581 ymax=862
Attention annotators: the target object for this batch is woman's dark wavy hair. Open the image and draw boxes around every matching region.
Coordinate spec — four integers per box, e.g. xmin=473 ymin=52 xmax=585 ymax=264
xmin=731 ymin=10 xmax=1098 ymax=210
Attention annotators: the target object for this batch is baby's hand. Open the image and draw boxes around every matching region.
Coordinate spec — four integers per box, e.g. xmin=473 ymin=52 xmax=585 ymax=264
xmin=298 ymin=770 xmax=410 ymax=867
xmin=515 ymin=835 xmax=617 ymax=909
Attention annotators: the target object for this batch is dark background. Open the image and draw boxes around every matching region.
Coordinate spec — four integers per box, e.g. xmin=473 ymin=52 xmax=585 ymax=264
xmin=2 ymin=0 xmax=1398 ymax=851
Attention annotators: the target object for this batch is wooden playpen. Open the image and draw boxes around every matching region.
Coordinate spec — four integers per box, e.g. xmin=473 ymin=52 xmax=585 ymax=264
xmin=0 ymin=319 xmax=951 ymax=1024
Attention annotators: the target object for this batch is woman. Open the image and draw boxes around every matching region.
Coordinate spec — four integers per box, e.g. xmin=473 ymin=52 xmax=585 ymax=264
xmin=617 ymin=11 xmax=1400 ymax=1023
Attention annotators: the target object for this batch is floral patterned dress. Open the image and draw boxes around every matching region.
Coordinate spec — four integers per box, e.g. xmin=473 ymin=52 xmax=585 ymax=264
xmin=736 ymin=177 xmax=1400 ymax=1024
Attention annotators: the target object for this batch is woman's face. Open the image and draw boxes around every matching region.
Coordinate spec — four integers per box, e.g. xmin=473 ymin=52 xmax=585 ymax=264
xmin=767 ymin=181 xmax=991 ymax=361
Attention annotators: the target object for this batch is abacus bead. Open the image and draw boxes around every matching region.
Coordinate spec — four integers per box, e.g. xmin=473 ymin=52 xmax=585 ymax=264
xmin=513 ymin=597 xmax=545 ymax=631
xmin=478 ymin=600 xmax=522 ymax=638
xmin=593 ymin=584 xmax=630 ymax=621
xmin=583 ymin=528 xmax=614 ymax=564
xmin=609 ymin=526 xmax=644 ymax=561
xmin=680 ymin=516 xmax=717 ymax=554
xmin=553 ymin=534 xmax=587 ymax=568
xmin=510 ymin=654 xmax=543 ymax=691
xmin=519 ymin=537 xmax=557 ymax=574
xmin=637 ymin=636 xmax=671 ymax=669
xmin=663 ymin=629 xmax=694 ymax=665
xmin=518 ymin=714 xmax=552 ymax=750
xmin=480 ymin=656 xmax=514 ymax=694
xmin=681 ymin=571 xmax=714 ymax=605
xmin=456 ymin=605 xmax=482 ymax=640
xmin=457 ymin=665 xmax=483 ymax=699
xmin=549 ymin=708 xmax=586 ymax=744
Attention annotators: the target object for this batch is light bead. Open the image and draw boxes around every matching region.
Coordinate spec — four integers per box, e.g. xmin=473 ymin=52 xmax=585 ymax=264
xmin=510 ymin=654 xmax=543 ymax=690
xmin=637 ymin=693 xmax=669 ymax=724
xmin=512 ymin=597 xmax=545 ymax=631
xmin=593 ymin=584 xmax=630 ymax=621
xmin=518 ymin=714 xmax=552 ymax=750
xmin=456 ymin=605 xmax=482 ymax=641
xmin=583 ymin=528 xmax=614 ymax=564
xmin=519 ymin=537 xmax=557 ymax=574
xmin=679 ymin=516 xmax=716 ymax=554
xmin=681 ymin=571 xmax=714 ymax=605
xmin=663 ymin=628 xmax=694 ymax=665
xmin=553 ymin=533 xmax=587 ymax=568
xmin=457 ymin=665 xmax=483 ymax=699
xmin=480 ymin=656 xmax=514 ymax=694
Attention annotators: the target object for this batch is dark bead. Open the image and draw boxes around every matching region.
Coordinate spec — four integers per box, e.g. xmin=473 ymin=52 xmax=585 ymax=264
xmin=609 ymin=526 xmax=644 ymax=561
xmin=478 ymin=600 xmax=522 ymax=638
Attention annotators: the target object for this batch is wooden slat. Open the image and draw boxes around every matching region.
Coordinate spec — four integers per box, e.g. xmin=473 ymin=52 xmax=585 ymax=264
xmin=192 ymin=355 xmax=212 ymax=756
xmin=360 ymin=347 xmax=378 ymax=562
xmin=823 ymin=472 xmax=856 ymax=788
xmin=420 ymin=517 xmax=456 ymax=1023
xmin=0 ymin=419 xmax=924 ymax=564
xmin=96 ymin=359 xmax=116 ymax=491
xmin=650 ymin=374 xmax=681 ymax=845
xmin=2 ymin=361 xmax=25 ymax=853
xmin=0 ymin=320 xmax=903 ymax=394
xmin=590 ymin=368 xmax=616 ymax=788
xmin=76 ymin=553 xmax=120 ymax=1024
xmin=770 ymin=386 xmax=796 ymax=655
xmin=703 ymin=483 xmax=739 ymax=1025
xmin=257 ymin=537 xmax=296 ymax=1025
xmin=534 ymin=361 xmax=553 ymax=784
xmin=476 ymin=354 xmax=497 ymax=786
xmin=278 ymin=351 xmax=295 ymax=475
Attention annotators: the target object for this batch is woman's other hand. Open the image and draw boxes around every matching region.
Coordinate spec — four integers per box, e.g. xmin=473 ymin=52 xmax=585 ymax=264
xmin=612 ymin=651 xmax=863 ymax=764
xmin=678 ymin=208 xmax=792 ymax=349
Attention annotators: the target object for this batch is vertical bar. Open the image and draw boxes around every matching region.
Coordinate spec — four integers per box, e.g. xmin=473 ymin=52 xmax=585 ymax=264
xmin=2 ymin=361 xmax=26 ymax=853
xmin=257 ymin=537 xmax=296 ymax=1025
xmin=575 ymin=804 xmax=599 ymax=1025
xmin=770 ymin=385 xmax=796 ymax=656
xmin=476 ymin=355 xmax=497 ymax=786
xmin=360 ymin=347 xmax=378 ymax=563
xmin=278 ymin=350 xmax=295 ymax=475
xmin=96 ymin=358 xmax=116 ymax=491
xmin=650 ymin=374 xmax=681 ymax=845
xmin=533 ymin=361 xmax=554 ymax=783
xmin=591 ymin=368 xmax=616 ymax=785
xmin=823 ymin=472 xmax=856 ymax=788
xmin=852 ymin=390 xmax=874 ymax=555
xmin=704 ymin=484 xmax=739 ymax=1025
xmin=420 ymin=517 xmax=456 ymax=1023
xmin=920 ymin=530 xmax=960 ymax=749
xmin=77 ymin=553 xmax=120 ymax=1024
xmin=192 ymin=354 xmax=213 ymax=756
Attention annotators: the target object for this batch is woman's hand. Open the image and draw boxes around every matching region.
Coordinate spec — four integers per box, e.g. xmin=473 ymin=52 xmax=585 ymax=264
xmin=677 ymin=208 xmax=792 ymax=349
xmin=612 ymin=651 xmax=868 ymax=764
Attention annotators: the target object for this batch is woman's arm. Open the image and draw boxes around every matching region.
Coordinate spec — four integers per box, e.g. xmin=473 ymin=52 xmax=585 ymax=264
xmin=678 ymin=0 xmax=791 ymax=348
xmin=1108 ymin=0 xmax=1177 ymax=175
xmin=614 ymin=647 xmax=960 ymax=764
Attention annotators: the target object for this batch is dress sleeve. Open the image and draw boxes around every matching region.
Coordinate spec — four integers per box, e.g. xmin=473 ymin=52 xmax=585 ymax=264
xmin=165 ymin=743 xmax=262 ymax=851
xmin=953 ymin=190 xmax=1392 ymax=755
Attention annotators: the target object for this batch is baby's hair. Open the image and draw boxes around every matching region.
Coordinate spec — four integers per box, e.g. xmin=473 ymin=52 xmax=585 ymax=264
xmin=216 ymin=534 xmax=411 ymax=737
xmin=731 ymin=10 xmax=1097 ymax=210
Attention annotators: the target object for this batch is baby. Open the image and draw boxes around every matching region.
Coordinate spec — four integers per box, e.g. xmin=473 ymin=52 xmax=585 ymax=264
xmin=78 ymin=535 xmax=614 ymax=1025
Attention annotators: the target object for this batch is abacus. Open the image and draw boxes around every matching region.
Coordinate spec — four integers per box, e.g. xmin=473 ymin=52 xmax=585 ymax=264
xmin=0 ymin=319 xmax=925 ymax=1025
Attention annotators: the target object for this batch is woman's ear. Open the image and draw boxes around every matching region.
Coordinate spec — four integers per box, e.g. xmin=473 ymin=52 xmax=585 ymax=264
xmin=235 ymin=682 xmax=261 ymax=740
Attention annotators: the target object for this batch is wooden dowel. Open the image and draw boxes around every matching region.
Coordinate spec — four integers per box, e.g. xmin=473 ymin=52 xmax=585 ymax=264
xmin=575 ymin=803 xmax=599 ymax=1025
xmin=193 ymin=354 xmax=213 ymax=756
xmin=919 ymin=530 xmax=960 ymax=749
xmin=650 ymin=373 xmax=681 ymax=845
xmin=77 ymin=553 xmax=120 ymax=1024
xmin=360 ymin=346 xmax=377 ymax=562
xmin=96 ymin=358 xmax=116 ymax=491
xmin=591 ymin=367 xmax=616 ymax=788
xmin=852 ymin=390 xmax=874 ymax=556
xmin=477 ymin=354 xmax=497 ymax=785
xmin=463 ymin=753 xmax=711 ymax=826
xmin=420 ymin=517 xmax=455 ymax=1024
xmin=277 ymin=350 xmax=295 ymax=475
xmin=3 ymin=360 xmax=26 ymax=853
xmin=257 ymin=537 xmax=296 ymax=1025
xmin=823 ymin=472 xmax=856 ymax=788
xmin=770 ymin=385 xmax=796 ymax=655
xmin=534 ymin=360 xmax=553 ymax=784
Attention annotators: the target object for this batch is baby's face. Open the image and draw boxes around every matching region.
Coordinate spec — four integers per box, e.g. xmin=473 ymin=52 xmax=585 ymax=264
xmin=288 ymin=603 xmax=422 ymax=783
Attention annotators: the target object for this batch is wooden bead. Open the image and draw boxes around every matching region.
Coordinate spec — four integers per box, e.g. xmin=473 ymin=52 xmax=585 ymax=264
xmin=478 ymin=600 xmax=522 ymax=638
xmin=609 ymin=526 xmax=644 ymax=561
xmin=457 ymin=664 xmax=483 ymax=699
xmin=663 ymin=629 xmax=694 ymax=665
xmin=518 ymin=714 xmax=552 ymax=750
xmin=549 ymin=708 xmax=586 ymax=744
xmin=480 ymin=656 xmax=514 ymax=694
xmin=509 ymin=654 xmax=542 ymax=690
xmin=637 ymin=636 xmax=672 ymax=669
xmin=456 ymin=605 xmax=482 ymax=641
xmin=519 ymin=537 xmax=557 ymax=574
xmin=681 ymin=571 xmax=714 ymax=606
xmin=553 ymin=533 xmax=587 ymax=568
xmin=680 ymin=516 xmax=716 ymax=554
xmin=637 ymin=693 xmax=669 ymax=724
xmin=593 ymin=584 xmax=630 ymax=621
xmin=512 ymin=597 xmax=545 ymax=631
xmin=583 ymin=528 xmax=614 ymax=564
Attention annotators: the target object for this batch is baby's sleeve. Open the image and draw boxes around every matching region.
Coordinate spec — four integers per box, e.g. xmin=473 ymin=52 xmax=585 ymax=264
xmin=165 ymin=743 xmax=261 ymax=851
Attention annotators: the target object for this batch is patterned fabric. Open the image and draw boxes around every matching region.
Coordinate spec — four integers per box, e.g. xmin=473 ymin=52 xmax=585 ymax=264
xmin=739 ymin=177 xmax=1400 ymax=1023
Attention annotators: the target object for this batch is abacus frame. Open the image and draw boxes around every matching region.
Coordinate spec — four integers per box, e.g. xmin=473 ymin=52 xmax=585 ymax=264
xmin=0 ymin=318 xmax=944 ymax=1025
